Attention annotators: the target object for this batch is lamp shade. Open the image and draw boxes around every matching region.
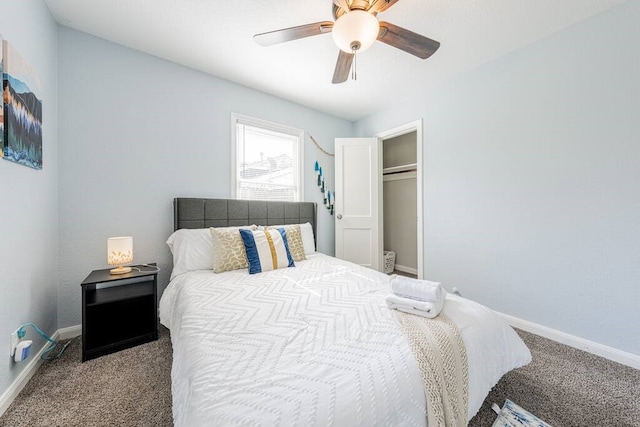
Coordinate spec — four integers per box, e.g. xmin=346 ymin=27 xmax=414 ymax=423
xmin=107 ymin=236 xmax=133 ymax=274
xmin=332 ymin=10 xmax=380 ymax=53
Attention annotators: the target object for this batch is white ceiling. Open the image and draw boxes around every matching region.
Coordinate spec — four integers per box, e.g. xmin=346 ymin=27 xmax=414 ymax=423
xmin=44 ymin=0 xmax=625 ymax=121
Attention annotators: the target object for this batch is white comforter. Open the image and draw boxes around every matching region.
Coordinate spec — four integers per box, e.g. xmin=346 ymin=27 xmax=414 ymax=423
xmin=160 ymin=253 xmax=531 ymax=426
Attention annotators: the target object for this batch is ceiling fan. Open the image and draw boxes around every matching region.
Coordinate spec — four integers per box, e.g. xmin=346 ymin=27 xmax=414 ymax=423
xmin=254 ymin=0 xmax=440 ymax=84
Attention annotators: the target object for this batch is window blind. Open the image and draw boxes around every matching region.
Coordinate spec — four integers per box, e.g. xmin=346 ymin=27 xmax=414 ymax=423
xmin=235 ymin=122 xmax=301 ymax=202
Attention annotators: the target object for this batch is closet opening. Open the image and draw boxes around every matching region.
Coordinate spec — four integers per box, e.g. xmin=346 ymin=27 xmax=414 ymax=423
xmin=377 ymin=120 xmax=423 ymax=279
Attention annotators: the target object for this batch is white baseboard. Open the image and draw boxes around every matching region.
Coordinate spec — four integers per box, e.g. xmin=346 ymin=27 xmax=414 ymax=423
xmin=0 ymin=324 xmax=82 ymax=417
xmin=394 ymin=264 xmax=418 ymax=275
xmin=496 ymin=311 xmax=640 ymax=370
xmin=58 ymin=324 xmax=82 ymax=341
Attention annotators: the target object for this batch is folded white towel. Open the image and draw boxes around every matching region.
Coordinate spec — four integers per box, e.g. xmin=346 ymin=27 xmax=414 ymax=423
xmin=385 ymin=292 xmax=446 ymax=319
xmin=391 ymin=275 xmax=443 ymax=303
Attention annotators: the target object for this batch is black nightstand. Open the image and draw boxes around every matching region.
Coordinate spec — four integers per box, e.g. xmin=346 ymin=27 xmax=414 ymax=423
xmin=81 ymin=264 xmax=159 ymax=362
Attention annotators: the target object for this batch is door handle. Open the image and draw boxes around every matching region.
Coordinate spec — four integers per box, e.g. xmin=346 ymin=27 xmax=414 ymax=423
xmin=337 ymin=214 xmax=343 ymax=220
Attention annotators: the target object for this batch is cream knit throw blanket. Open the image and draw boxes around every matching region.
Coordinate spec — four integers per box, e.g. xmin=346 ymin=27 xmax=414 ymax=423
xmin=395 ymin=311 xmax=469 ymax=427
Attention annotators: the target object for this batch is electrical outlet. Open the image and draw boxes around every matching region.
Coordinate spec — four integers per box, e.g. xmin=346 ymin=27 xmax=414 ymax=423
xmin=10 ymin=330 xmax=19 ymax=357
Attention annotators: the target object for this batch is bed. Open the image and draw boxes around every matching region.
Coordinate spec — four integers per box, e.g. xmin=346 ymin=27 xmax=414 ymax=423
xmin=160 ymin=198 xmax=531 ymax=426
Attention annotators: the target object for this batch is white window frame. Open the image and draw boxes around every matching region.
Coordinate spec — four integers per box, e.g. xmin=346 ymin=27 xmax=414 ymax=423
xmin=230 ymin=113 xmax=305 ymax=202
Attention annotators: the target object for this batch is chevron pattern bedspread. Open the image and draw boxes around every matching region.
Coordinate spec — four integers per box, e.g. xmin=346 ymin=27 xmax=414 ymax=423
xmin=160 ymin=253 xmax=531 ymax=426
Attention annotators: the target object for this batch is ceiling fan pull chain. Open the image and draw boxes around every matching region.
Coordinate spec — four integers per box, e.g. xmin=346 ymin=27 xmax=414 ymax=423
xmin=352 ymin=47 xmax=357 ymax=81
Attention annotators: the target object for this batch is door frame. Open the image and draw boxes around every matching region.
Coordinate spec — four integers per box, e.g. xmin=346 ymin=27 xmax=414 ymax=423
xmin=375 ymin=120 xmax=424 ymax=279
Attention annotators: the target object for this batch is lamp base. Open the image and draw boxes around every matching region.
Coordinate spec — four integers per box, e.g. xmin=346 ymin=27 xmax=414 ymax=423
xmin=109 ymin=266 xmax=132 ymax=275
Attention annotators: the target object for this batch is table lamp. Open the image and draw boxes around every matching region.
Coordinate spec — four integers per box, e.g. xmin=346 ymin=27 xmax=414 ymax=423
xmin=107 ymin=236 xmax=133 ymax=274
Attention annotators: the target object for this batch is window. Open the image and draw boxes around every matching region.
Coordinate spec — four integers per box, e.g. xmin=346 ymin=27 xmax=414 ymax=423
xmin=231 ymin=113 xmax=304 ymax=202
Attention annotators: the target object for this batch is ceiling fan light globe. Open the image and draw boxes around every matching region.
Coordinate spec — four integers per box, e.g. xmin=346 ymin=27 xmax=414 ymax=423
xmin=332 ymin=10 xmax=379 ymax=53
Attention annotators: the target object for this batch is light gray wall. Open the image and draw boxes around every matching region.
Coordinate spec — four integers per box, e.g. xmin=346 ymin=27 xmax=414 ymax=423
xmin=355 ymin=1 xmax=640 ymax=355
xmin=0 ymin=0 xmax=59 ymax=397
xmin=57 ymin=27 xmax=352 ymax=328
xmin=383 ymin=178 xmax=417 ymax=270
xmin=383 ymin=132 xmax=417 ymax=169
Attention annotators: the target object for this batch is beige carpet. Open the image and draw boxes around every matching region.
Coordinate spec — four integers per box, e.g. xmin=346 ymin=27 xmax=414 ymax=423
xmin=1 ymin=326 xmax=639 ymax=426
xmin=472 ymin=330 xmax=640 ymax=426
xmin=0 ymin=327 xmax=173 ymax=427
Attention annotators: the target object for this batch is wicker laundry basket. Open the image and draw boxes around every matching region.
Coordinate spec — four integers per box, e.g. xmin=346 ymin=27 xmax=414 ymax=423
xmin=383 ymin=250 xmax=396 ymax=274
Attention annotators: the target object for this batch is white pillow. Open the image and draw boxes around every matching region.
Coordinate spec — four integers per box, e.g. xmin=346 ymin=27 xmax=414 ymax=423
xmin=300 ymin=222 xmax=316 ymax=255
xmin=166 ymin=228 xmax=214 ymax=280
xmin=261 ymin=222 xmax=315 ymax=255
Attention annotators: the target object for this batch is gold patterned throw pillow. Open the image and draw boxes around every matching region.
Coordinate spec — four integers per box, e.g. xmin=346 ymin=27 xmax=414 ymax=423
xmin=266 ymin=225 xmax=306 ymax=262
xmin=210 ymin=225 xmax=256 ymax=273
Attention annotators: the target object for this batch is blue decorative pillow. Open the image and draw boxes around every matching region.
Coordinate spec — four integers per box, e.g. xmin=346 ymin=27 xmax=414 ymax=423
xmin=239 ymin=228 xmax=295 ymax=274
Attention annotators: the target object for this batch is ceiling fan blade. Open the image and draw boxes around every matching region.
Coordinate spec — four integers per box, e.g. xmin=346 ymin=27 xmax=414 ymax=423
xmin=254 ymin=21 xmax=334 ymax=46
xmin=377 ymin=22 xmax=440 ymax=59
xmin=333 ymin=0 xmax=351 ymax=12
xmin=332 ymin=50 xmax=354 ymax=84
xmin=369 ymin=0 xmax=401 ymax=13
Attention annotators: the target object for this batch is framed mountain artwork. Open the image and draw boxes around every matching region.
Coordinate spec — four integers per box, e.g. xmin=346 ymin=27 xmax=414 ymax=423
xmin=2 ymin=40 xmax=43 ymax=169
xmin=0 ymin=35 xmax=4 ymax=159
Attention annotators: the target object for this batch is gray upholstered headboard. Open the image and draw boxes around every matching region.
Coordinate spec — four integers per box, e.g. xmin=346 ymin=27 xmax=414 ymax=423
xmin=174 ymin=198 xmax=317 ymax=244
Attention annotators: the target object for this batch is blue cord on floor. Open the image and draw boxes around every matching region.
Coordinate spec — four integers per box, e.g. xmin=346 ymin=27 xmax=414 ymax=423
xmin=17 ymin=323 xmax=78 ymax=361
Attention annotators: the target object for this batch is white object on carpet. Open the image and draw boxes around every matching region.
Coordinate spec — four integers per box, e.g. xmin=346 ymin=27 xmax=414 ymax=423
xmin=491 ymin=399 xmax=552 ymax=427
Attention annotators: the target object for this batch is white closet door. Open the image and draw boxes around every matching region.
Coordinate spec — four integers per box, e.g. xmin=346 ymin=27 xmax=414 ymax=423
xmin=334 ymin=137 xmax=381 ymax=271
